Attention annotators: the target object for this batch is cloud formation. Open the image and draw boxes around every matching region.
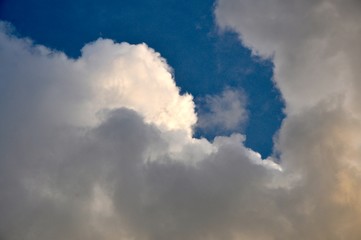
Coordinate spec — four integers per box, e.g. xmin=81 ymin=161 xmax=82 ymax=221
xmin=0 ymin=22 xmax=279 ymax=240
xmin=216 ymin=0 xmax=361 ymax=238
xmin=2 ymin=0 xmax=361 ymax=237
xmin=0 ymin=22 xmax=196 ymax=135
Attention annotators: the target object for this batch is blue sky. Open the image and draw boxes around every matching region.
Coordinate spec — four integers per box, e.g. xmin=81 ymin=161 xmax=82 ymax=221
xmin=0 ymin=0 xmax=284 ymax=158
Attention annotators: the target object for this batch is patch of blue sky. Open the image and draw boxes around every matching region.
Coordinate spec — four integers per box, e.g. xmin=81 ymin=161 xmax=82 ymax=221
xmin=0 ymin=0 xmax=284 ymax=158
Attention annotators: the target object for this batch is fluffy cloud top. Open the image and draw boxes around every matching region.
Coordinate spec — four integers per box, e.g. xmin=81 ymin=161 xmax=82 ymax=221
xmin=0 ymin=22 xmax=196 ymax=135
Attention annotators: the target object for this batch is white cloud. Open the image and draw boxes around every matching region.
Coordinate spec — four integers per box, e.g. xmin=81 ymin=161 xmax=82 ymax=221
xmin=0 ymin=22 xmax=196 ymax=136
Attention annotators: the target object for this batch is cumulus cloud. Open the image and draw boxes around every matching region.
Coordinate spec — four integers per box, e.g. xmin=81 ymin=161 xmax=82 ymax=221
xmin=3 ymin=0 xmax=361 ymax=236
xmin=216 ymin=0 xmax=361 ymax=238
xmin=0 ymin=22 xmax=196 ymax=135
xmin=196 ymin=88 xmax=248 ymax=133
xmin=0 ymin=21 xmax=281 ymax=240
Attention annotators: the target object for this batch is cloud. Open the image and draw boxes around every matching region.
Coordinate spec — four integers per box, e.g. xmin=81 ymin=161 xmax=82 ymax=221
xmin=0 ymin=22 xmax=196 ymax=135
xmin=216 ymin=0 xmax=361 ymax=238
xmin=3 ymin=0 xmax=361 ymax=236
xmin=196 ymin=88 xmax=248 ymax=133
xmin=0 ymin=21 xmax=281 ymax=240
xmin=215 ymin=0 xmax=361 ymax=114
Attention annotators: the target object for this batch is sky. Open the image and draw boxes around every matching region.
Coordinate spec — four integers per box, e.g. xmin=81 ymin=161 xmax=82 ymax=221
xmin=0 ymin=0 xmax=361 ymax=239
xmin=0 ymin=0 xmax=284 ymax=158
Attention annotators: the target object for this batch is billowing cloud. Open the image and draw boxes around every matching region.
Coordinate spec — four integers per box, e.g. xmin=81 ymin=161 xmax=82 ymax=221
xmin=0 ymin=22 xmax=196 ymax=135
xmin=216 ymin=0 xmax=361 ymax=239
xmin=0 ymin=21 xmax=281 ymax=240
xmin=2 ymin=0 xmax=361 ymax=237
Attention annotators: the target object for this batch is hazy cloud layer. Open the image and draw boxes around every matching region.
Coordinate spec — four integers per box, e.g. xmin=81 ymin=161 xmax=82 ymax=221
xmin=216 ymin=0 xmax=361 ymax=114
xmin=216 ymin=0 xmax=361 ymax=238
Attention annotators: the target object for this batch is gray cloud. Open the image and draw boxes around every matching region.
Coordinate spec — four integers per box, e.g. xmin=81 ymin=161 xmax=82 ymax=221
xmin=3 ymin=0 xmax=361 ymax=236
xmin=216 ymin=0 xmax=361 ymax=238
xmin=216 ymin=0 xmax=361 ymax=114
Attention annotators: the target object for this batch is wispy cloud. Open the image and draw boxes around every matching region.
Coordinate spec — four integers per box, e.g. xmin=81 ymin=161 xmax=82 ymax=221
xmin=196 ymin=88 xmax=248 ymax=134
